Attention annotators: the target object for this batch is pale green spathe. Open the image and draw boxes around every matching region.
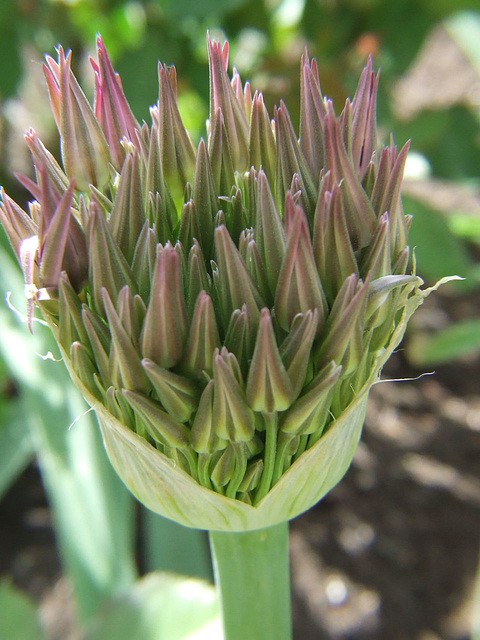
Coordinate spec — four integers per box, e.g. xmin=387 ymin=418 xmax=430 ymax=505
xmin=50 ymin=278 xmax=457 ymax=532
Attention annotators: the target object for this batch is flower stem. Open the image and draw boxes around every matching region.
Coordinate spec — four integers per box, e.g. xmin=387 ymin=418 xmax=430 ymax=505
xmin=226 ymin=442 xmax=247 ymax=499
xmin=209 ymin=522 xmax=292 ymax=640
xmin=254 ymin=411 xmax=277 ymax=503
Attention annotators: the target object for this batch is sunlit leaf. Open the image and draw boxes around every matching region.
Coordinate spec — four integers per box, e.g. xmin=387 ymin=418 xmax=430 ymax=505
xmin=409 ymin=318 xmax=480 ymax=365
xmin=405 ymin=196 xmax=477 ymax=289
xmin=85 ymin=573 xmax=221 ymax=640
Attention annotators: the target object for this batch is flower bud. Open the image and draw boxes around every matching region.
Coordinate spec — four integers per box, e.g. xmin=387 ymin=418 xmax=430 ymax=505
xmin=0 ymin=35 xmax=448 ymax=532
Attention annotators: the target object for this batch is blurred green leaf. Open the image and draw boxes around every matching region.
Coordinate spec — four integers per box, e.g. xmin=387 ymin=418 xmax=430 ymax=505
xmin=0 ymin=0 xmax=21 ymax=98
xmin=409 ymin=318 xmax=480 ymax=364
xmin=404 ymin=195 xmax=478 ymax=289
xmin=0 ymin=581 xmax=45 ymax=640
xmin=143 ymin=510 xmax=212 ymax=582
xmin=0 ymin=246 xmax=137 ymax=622
xmin=448 ymin=212 xmax=480 ymax=244
xmin=0 ymin=402 xmax=33 ymax=500
xmin=164 ymin=0 xmax=246 ymax=19
xmin=85 ymin=573 xmax=221 ymax=640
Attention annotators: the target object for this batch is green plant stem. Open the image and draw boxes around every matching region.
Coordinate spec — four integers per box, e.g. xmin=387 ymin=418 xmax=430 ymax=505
xmin=226 ymin=442 xmax=247 ymax=498
xmin=272 ymin=432 xmax=294 ymax=485
xmin=209 ymin=522 xmax=292 ymax=640
xmin=254 ymin=412 xmax=277 ymax=503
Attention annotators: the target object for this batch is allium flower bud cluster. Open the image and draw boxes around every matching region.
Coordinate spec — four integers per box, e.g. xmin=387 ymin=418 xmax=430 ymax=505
xmin=0 ymin=36 xmax=434 ymax=530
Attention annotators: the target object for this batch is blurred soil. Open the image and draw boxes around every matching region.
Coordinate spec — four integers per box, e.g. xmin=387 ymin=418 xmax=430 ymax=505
xmin=0 ymin=288 xmax=479 ymax=640
xmin=289 ymin=287 xmax=480 ymax=640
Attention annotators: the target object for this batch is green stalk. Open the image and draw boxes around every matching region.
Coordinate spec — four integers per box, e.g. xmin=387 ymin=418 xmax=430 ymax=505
xmin=254 ymin=412 xmax=277 ymax=503
xmin=209 ymin=522 xmax=292 ymax=640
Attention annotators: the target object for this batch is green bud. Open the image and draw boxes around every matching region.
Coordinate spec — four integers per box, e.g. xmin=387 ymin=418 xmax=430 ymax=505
xmin=212 ymin=348 xmax=255 ymax=443
xmin=280 ymin=361 xmax=342 ymax=436
xmin=70 ymin=341 xmax=100 ymax=398
xmin=246 ymin=308 xmax=293 ymax=413
xmin=102 ymin=288 xmax=150 ymax=393
xmin=182 ymin=291 xmax=221 ymax=379
xmin=122 ymin=389 xmax=190 ymax=450
xmin=142 ymin=359 xmax=199 ymax=423
xmin=87 ymin=202 xmax=137 ymax=314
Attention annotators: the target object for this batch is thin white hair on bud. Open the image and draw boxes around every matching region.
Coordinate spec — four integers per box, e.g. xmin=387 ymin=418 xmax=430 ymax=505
xmin=373 ymin=370 xmax=435 ymax=386
xmin=68 ymin=405 xmax=95 ymax=431
xmin=35 ymin=351 xmax=62 ymax=362
xmin=5 ymin=291 xmax=48 ymax=327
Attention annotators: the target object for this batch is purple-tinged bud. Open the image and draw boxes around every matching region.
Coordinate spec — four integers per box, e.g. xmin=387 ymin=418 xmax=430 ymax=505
xmin=92 ymin=35 xmax=140 ymax=169
xmin=24 ymin=128 xmax=70 ymax=200
xmin=275 ymin=101 xmax=317 ymax=215
xmin=361 ymin=212 xmax=391 ymax=280
xmin=192 ymin=139 xmax=217 ymax=257
xmin=344 ymin=55 xmax=378 ymax=180
xmin=214 ymin=225 xmax=263 ymax=331
xmin=0 ymin=189 xmax=37 ymax=257
xmin=209 ymin=108 xmax=235 ymax=197
xmin=38 ymin=181 xmax=74 ymax=288
xmin=44 ymin=47 xmax=111 ymax=190
xmin=231 ymin=67 xmax=251 ymax=120
xmin=141 ymin=243 xmax=188 ymax=369
xmin=323 ymin=101 xmax=376 ymax=249
xmin=299 ymin=51 xmax=326 ymax=182
xmin=246 ymin=308 xmax=293 ymax=413
xmin=207 ymin=35 xmax=249 ymax=171
xmin=249 ymin=92 xmax=276 ymax=184
xmin=371 ymin=140 xmax=410 ymax=257
xmin=108 ymin=152 xmax=145 ymax=264
xmin=313 ymin=183 xmax=358 ymax=304
xmin=156 ymin=63 xmax=196 ymax=194
xmin=255 ymin=170 xmax=286 ymax=299
xmin=275 ymin=193 xmax=327 ymax=334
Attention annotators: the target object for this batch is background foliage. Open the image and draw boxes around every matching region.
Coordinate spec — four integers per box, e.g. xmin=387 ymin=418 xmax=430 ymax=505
xmin=1 ymin=0 xmax=480 ymax=638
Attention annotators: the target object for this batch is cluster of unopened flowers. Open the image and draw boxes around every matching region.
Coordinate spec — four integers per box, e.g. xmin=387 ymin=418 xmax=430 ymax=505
xmin=0 ymin=36 xmax=431 ymax=527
